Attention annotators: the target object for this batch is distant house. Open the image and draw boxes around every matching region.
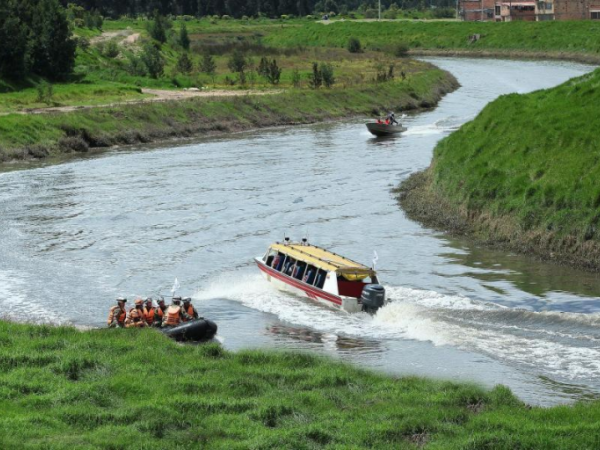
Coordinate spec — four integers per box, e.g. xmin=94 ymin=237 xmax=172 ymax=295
xmin=460 ymin=0 xmax=600 ymax=20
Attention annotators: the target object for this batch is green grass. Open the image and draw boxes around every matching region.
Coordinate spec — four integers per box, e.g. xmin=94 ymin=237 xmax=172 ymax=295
xmin=0 ymin=62 xmax=455 ymax=160
xmin=266 ymin=20 xmax=600 ymax=56
xmin=2 ymin=320 xmax=600 ymax=449
xmin=399 ymin=67 xmax=600 ymax=263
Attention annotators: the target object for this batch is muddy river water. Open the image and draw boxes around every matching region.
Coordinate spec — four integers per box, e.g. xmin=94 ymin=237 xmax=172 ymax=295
xmin=1 ymin=58 xmax=598 ymax=406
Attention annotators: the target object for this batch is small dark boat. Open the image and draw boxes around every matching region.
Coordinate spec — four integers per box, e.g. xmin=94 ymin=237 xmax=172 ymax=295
xmin=162 ymin=318 xmax=218 ymax=342
xmin=366 ymin=122 xmax=407 ymax=137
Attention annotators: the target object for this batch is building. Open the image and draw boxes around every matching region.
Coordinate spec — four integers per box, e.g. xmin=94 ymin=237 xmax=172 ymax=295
xmin=460 ymin=0 xmax=600 ymax=20
xmin=459 ymin=0 xmax=497 ymax=20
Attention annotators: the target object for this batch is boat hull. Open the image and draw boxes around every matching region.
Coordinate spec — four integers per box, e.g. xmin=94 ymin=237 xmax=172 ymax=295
xmin=161 ymin=319 xmax=218 ymax=342
xmin=255 ymin=258 xmax=361 ymax=313
xmin=366 ymin=122 xmax=407 ymax=137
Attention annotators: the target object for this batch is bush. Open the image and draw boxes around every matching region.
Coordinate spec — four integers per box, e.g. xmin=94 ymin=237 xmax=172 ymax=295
xmin=76 ymin=36 xmax=90 ymax=51
xmin=126 ymin=54 xmax=147 ymax=76
xmin=176 ymin=53 xmax=193 ymax=74
xmin=364 ymin=8 xmax=378 ymax=18
xmin=291 ymin=69 xmax=301 ymax=88
xmin=141 ymin=43 xmax=164 ymax=78
xmin=394 ymin=42 xmax=410 ymax=57
xmin=347 ymin=37 xmax=361 ymax=53
xmin=36 ymin=82 xmax=54 ymax=105
xmin=221 ymin=15 xmax=231 ymax=20
xmin=321 ymin=63 xmax=335 ymax=88
xmin=308 ymin=62 xmax=322 ymax=89
xmin=104 ymin=41 xmax=119 ymax=58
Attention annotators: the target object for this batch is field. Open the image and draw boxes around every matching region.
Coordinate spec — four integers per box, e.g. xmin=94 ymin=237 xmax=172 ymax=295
xmin=268 ymin=20 xmax=600 ymax=59
xmin=3 ymin=320 xmax=600 ymax=449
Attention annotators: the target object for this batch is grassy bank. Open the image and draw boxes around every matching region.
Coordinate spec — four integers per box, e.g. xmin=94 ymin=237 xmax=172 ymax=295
xmin=397 ymin=68 xmax=600 ymax=270
xmin=0 ymin=63 xmax=457 ymax=162
xmin=268 ymin=21 xmax=600 ymax=63
xmin=3 ymin=320 xmax=600 ymax=449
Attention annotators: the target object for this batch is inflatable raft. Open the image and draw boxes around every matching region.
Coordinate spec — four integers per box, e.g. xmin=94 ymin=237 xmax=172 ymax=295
xmin=162 ymin=318 xmax=218 ymax=342
xmin=366 ymin=122 xmax=407 ymax=137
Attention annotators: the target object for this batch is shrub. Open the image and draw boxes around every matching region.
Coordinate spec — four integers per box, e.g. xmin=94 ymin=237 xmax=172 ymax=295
xmin=36 ymin=82 xmax=54 ymax=105
xmin=179 ymin=23 xmax=190 ymax=50
xmin=308 ymin=62 xmax=322 ymax=89
xmin=394 ymin=42 xmax=410 ymax=57
xmin=104 ymin=41 xmax=119 ymax=58
xmin=141 ymin=43 xmax=164 ymax=78
xmin=291 ymin=69 xmax=301 ymax=87
xmin=347 ymin=37 xmax=361 ymax=53
xmin=176 ymin=53 xmax=193 ymax=74
xmin=126 ymin=54 xmax=147 ymax=76
xmin=76 ymin=36 xmax=90 ymax=51
xmin=221 ymin=15 xmax=231 ymax=20
xmin=364 ymin=8 xmax=378 ymax=18
xmin=321 ymin=63 xmax=335 ymax=88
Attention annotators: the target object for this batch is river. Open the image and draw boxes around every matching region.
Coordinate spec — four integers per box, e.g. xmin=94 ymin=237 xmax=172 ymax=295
xmin=1 ymin=58 xmax=598 ymax=406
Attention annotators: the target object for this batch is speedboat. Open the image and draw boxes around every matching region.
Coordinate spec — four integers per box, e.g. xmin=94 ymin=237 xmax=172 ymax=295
xmin=366 ymin=122 xmax=407 ymax=137
xmin=255 ymin=238 xmax=386 ymax=313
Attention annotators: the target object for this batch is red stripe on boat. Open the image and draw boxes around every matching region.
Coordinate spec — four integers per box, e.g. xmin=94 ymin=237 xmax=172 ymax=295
xmin=256 ymin=260 xmax=343 ymax=306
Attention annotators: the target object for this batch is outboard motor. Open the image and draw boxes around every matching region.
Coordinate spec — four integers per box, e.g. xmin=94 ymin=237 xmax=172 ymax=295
xmin=361 ymin=284 xmax=386 ymax=313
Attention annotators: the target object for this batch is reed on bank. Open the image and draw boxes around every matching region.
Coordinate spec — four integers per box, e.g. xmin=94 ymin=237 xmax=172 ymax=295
xmin=3 ymin=320 xmax=600 ymax=449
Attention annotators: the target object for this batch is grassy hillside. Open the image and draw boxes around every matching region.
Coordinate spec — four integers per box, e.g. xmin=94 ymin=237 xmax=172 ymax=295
xmin=398 ymin=68 xmax=600 ymax=269
xmin=267 ymin=21 xmax=600 ymax=60
xmin=3 ymin=320 xmax=600 ymax=449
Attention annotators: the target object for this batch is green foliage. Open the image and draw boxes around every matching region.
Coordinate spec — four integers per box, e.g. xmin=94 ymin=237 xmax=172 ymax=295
xmin=103 ymin=41 xmax=119 ymax=58
xmin=394 ymin=42 xmax=410 ymax=57
xmin=0 ymin=0 xmax=76 ymax=81
xmin=347 ymin=36 xmax=361 ymax=53
xmin=140 ymin=43 xmax=164 ymax=79
xmin=179 ymin=22 xmax=190 ymax=50
xmin=320 ymin=62 xmax=335 ymax=88
xmin=308 ymin=62 xmax=322 ymax=89
xmin=176 ymin=52 xmax=194 ymax=74
xmin=35 ymin=81 xmax=54 ymax=105
xmin=0 ymin=0 xmax=28 ymax=79
xmin=147 ymin=11 xmax=168 ymax=44
xmin=291 ymin=68 xmax=302 ymax=87
xmin=228 ymin=50 xmax=247 ymax=84
xmin=200 ymin=52 xmax=217 ymax=80
xmin=258 ymin=57 xmax=282 ymax=85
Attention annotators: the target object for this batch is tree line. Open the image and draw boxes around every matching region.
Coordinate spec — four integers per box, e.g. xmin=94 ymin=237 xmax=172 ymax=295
xmin=0 ymin=0 xmax=76 ymax=81
xmin=58 ymin=0 xmax=456 ymax=19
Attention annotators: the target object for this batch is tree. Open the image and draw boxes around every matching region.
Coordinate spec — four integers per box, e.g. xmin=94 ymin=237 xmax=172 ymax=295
xmin=29 ymin=0 xmax=77 ymax=81
xmin=141 ymin=43 xmax=165 ymax=78
xmin=228 ymin=50 xmax=247 ymax=84
xmin=308 ymin=62 xmax=322 ymax=89
xmin=321 ymin=63 xmax=335 ymax=88
xmin=179 ymin=22 xmax=190 ymax=50
xmin=147 ymin=11 xmax=167 ymax=44
xmin=176 ymin=52 xmax=193 ymax=74
xmin=0 ymin=0 xmax=28 ymax=79
xmin=200 ymin=52 xmax=217 ymax=81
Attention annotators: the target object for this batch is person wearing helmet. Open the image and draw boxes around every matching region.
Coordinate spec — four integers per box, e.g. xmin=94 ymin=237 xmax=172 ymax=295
xmin=387 ymin=111 xmax=398 ymax=125
xmin=108 ymin=297 xmax=128 ymax=328
xmin=181 ymin=297 xmax=200 ymax=322
xmin=162 ymin=296 xmax=183 ymax=328
xmin=125 ymin=307 xmax=147 ymax=328
xmin=143 ymin=297 xmax=156 ymax=326
xmin=152 ymin=297 xmax=167 ymax=327
xmin=125 ymin=298 xmax=147 ymax=328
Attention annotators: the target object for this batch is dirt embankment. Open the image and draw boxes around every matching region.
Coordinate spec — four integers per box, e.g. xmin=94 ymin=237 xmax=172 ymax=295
xmin=396 ymin=170 xmax=600 ymax=272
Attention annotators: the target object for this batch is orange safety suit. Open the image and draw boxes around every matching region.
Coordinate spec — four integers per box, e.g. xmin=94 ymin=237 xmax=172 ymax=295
xmin=181 ymin=304 xmax=199 ymax=322
xmin=143 ymin=306 xmax=156 ymax=326
xmin=108 ymin=305 xmax=127 ymax=328
xmin=125 ymin=308 xmax=147 ymax=328
xmin=163 ymin=305 xmax=182 ymax=327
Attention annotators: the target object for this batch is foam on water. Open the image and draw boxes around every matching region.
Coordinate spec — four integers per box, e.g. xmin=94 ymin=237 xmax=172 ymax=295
xmin=195 ymin=273 xmax=600 ymax=381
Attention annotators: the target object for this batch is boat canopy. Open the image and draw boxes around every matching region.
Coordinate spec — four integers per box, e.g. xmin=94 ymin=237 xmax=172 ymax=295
xmin=270 ymin=243 xmax=375 ymax=281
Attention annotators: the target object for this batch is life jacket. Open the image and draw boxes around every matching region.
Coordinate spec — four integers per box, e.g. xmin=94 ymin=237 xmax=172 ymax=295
xmin=126 ymin=308 xmax=146 ymax=328
xmin=109 ymin=305 xmax=127 ymax=326
xmin=164 ymin=305 xmax=182 ymax=326
xmin=143 ymin=307 xmax=155 ymax=325
xmin=181 ymin=304 xmax=195 ymax=322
